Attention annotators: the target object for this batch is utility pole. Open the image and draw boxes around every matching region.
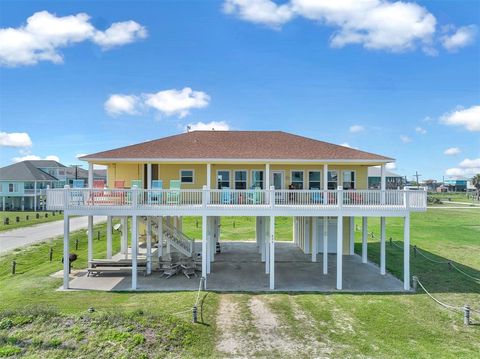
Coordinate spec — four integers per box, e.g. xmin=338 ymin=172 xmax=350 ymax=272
xmin=413 ymin=171 xmax=422 ymax=189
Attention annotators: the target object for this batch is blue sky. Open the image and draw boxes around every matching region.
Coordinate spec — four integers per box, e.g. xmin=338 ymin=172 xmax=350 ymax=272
xmin=0 ymin=0 xmax=479 ymax=181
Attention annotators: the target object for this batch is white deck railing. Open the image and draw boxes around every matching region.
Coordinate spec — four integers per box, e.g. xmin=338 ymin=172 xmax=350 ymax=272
xmin=47 ymin=187 xmax=427 ymax=212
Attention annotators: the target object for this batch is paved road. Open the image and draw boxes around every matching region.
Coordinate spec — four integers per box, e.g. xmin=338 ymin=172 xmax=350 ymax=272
xmin=0 ymin=216 xmax=106 ymax=254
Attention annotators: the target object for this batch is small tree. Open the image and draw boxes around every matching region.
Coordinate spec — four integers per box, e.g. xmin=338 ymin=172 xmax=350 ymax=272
xmin=472 ymin=174 xmax=480 ymax=200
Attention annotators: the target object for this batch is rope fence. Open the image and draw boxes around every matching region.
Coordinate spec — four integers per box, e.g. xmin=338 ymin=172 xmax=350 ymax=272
xmin=364 ymin=229 xmax=480 ymax=284
xmin=414 ymin=276 xmax=479 ymax=325
xmin=169 ymin=276 xmax=206 ymax=323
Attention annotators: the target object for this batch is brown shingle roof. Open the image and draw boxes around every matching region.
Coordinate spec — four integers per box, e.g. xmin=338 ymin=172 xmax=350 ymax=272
xmin=81 ymin=131 xmax=393 ymax=162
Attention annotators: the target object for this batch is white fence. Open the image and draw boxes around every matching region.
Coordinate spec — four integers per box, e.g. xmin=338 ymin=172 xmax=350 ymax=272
xmin=47 ymin=187 xmax=427 ymax=212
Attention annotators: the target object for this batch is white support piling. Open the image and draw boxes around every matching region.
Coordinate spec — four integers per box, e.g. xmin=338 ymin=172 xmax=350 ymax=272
xmin=146 ymin=217 xmax=152 ymax=275
xmin=265 ymin=217 xmax=270 ymax=274
xmin=305 ymin=217 xmax=311 ymax=254
xmin=380 ymin=217 xmax=386 ymax=275
xmin=121 ymin=217 xmax=128 ymax=259
xmin=63 ymin=215 xmax=70 ymax=289
xmin=202 ymin=215 xmax=207 ymax=280
xmin=336 ymin=215 xmax=343 ymax=290
xmin=312 ymin=217 xmax=317 ymax=262
xmin=106 ymin=216 xmax=112 ymax=259
xmin=131 ymin=216 xmax=138 ymax=290
xmin=269 ymin=216 xmax=275 ymax=290
xmin=87 ymin=215 xmax=93 ymax=264
xmin=362 ymin=217 xmax=368 ymax=263
xmin=323 ymin=217 xmax=328 ymax=274
xmin=157 ymin=217 xmax=163 ymax=259
xmin=404 ymin=214 xmax=410 ymax=290
xmin=349 ymin=217 xmax=355 ymax=255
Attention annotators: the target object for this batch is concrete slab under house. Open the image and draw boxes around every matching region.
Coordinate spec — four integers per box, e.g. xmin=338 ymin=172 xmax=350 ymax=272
xmin=49 ymin=131 xmax=427 ymax=292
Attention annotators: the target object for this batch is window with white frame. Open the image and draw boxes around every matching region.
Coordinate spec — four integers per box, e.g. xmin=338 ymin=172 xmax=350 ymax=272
xmin=291 ymin=171 xmax=304 ymax=189
xmin=251 ymin=170 xmax=264 ymax=189
xmin=234 ymin=170 xmax=247 ymax=190
xmin=308 ymin=171 xmax=321 ymax=189
xmin=217 ymin=170 xmax=230 ymax=189
xmin=180 ymin=169 xmax=194 ymax=184
xmin=8 ymin=183 xmax=18 ymax=193
xmin=328 ymin=171 xmax=338 ymax=190
xmin=342 ymin=170 xmax=356 ymax=189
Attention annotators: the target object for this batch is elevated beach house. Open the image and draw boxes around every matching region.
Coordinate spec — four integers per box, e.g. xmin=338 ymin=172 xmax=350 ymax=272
xmin=48 ymin=131 xmax=427 ymax=291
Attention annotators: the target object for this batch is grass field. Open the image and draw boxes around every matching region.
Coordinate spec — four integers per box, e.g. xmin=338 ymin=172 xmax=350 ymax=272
xmin=0 ymin=211 xmax=64 ymax=232
xmin=429 ymin=192 xmax=479 ymax=204
xmin=0 ymin=208 xmax=479 ymax=357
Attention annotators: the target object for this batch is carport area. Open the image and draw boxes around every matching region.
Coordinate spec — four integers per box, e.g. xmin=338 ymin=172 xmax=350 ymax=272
xmin=65 ymin=241 xmax=404 ymax=292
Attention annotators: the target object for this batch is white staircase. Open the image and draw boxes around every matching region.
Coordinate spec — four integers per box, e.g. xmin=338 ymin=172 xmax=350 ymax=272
xmin=141 ymin=217 xmax=195 ymax=257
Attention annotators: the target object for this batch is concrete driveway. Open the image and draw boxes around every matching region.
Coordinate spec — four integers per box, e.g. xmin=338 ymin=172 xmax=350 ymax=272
xmin=0 ymin=216 xmax=106 ymax=254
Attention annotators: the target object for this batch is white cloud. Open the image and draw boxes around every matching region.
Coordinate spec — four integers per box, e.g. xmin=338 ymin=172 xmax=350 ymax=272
xmin=144 ymin=88 xmax=210 ymax=118
xmin=400 ymin=135 xmax=412 ymax=143
xmin=0 ymin=11 xmax=147 ymax=67
xmin=0 ymin=132 xmax=32 ymax=147
xmin=224 ymin=0 xmax=440 ymax=53
xmin=12 ymin=154 xmax=60 ymax=163
xmin=223 ymin=0 xmax=294 ymax=28
xmin=106 ymin=87 xmax=211 ymax=118
xmin=415 ymin=126 xmax=427 ymax=134
xmin=441 ymin=25 xmax=477 ymax=52
xmin=339 ymin=142 xmax=358 ymax=149
xmin=445 ymin=157 xmax=480 ymax=177
xmin=92 ymin=20 xmax=147 ymax=48
xmin=444 ymin=147 xmax=461 ymax=156
xmin=440 ymin=105 xmax=480 ymax=132
xmin=349 ymin=125 xmax=364 ymax=133
xmin=104 ymin=94 xmax=140 ymax=116
xmin=186 ymin=121 xmax=231 ymax=132
xmin=386 ymin=162 xmax=397 ymax=170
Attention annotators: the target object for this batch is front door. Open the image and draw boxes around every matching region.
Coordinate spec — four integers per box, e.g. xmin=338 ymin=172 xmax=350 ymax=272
xmin=272 ymin=171 xmax=284 ymax=203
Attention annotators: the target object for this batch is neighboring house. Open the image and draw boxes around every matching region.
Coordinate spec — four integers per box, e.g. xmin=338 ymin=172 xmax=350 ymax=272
xmin=49 ymin=131 xmax=427 ymax=292
xmin=444 ymin=177 xmax=468 ymax=192
xmin=0 ymin=160 xmax=107 ymax=210
xmin=0 ymin=161 xmax=59 ymax=211
xmin=368 ymin=167 xmax=404 ymax=189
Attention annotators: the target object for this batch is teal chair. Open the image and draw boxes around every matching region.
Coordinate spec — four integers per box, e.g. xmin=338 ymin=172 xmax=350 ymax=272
xmin=71 ymin=179 xmax=85 ymax=205
xmin=128 ymin=180 xmax=143 ymax=204
xmin=221 ymin=187 xmax=232 ymax=204
xmin=248 ymin=187 xmax=262 ymax=204
xmin=150 ymin=180 xmax=163 ymax=204
xmin=167 ymin=180 xmax=181 ymax=204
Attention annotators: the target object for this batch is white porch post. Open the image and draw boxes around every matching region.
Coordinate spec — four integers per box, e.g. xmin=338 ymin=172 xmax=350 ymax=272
xmin=260 ymin=217 xmax=266 ymax=261
xmin=349 ymin=217 xmax=355 ymax=255
xmin=323 ymin=164 xmax=328 ymax=204
xmin=323 ymin=217 xmax=328 ymax=274
xmin=147 ymin=163 xmax=152 ymax=189
xmin=404 ymin=214 xmax=410 ymax=290
xmin=207 ymin=163 xmax=211 ymax=189
xmin=202 ymin=215 xmax=207 ymax=280
xmin=256 ymin=217 xmax=261 ymax=252
xmin=131 ymin=216 xmax=138 ymax=290
xmin=106 ymin=216 xmax=112 ymax=259
xmin=380 ymin=217 xmax=386 ymax=275
xmin=269 ymin=216 xmax=275 ymax=290
xmin=362 ymin=216 xmax=368 ymax=263
xmin=312 ymin=217 xmax=317 ymax=262
xmin=157 ymin=217 xmax=163 ymax=259
xmin=88 ymin=163 xmax=94 ymax=188
xmin=87 ymin=215 xmax=93 ymax=263
xmin=121 ymin=217 xmax=128 ymax=259
xmin=380 ymin=164 xmax=386 ymax=204
xmin=265 ymin=163 xmax=270 ymax=189
xmin=336 ymin=216 xmax=343 ymax=290
xmin=146 ymin=217 xmax=152 ymax=275
xmin=63 ymin=215 xmax=70 ymax=289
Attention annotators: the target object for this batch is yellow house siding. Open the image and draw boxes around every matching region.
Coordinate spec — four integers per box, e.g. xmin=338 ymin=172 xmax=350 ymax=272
xmin=103 ymin=161 xmax=369 ymax=190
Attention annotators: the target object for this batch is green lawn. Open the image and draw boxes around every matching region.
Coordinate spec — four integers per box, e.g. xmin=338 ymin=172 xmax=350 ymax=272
xmin=0 ymin=209 xmax=479 ymax=357
xmin=0 ymin=211 xmax=64 ymax=232
xmin=429 ymin=192 xmax=479 ymax=204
